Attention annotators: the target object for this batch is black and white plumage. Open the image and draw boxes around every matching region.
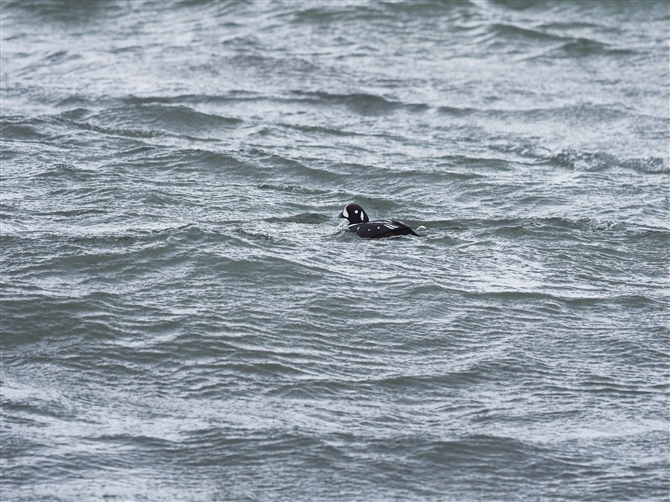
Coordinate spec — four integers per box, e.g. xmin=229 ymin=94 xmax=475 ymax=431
xmin=337 ymin=203 xmax=418 ymax=238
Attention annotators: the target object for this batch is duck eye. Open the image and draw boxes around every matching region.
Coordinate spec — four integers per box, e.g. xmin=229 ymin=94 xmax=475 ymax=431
xmin=355 ymin=210 xmax=359 ymax=214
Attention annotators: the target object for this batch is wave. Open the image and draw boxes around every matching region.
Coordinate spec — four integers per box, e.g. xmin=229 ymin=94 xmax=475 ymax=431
xmin=417 ymin=217 xmax=670 ymax=246
xmin=548 ymin=38 xmax=635 ymax=58
xmin=290 ymin=90 xmax=427 ymax=116
xmin=71 ymin=104 xmax=242 ymax=138
xmin=484 ymin=22 xmax=568 ymax=44
xmin=549 ymin=151 xmax=669 ymax=173
xmin=3 ymin=105 xmax=241 ymax=144
xmin=2 ymin=0 xmax=121 ymax=23
xmin=490 ymin=144 xmax=668 ymax=174
xmin=65 ymin=85 xmax=384 ymax=128
xmin=21 ymin=93 xmax=663 ymax=155
xmin=288 ymin=0 xmax=477 ymax=26
xmin=0 ymin=117 xmax=53 ymax=141
xmin=264 ymin=212 xmax=332 ymax=224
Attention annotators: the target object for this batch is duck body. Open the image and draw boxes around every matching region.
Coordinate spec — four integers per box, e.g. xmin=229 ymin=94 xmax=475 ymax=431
xmin=338 ymin=203 xmax=418 ymax=238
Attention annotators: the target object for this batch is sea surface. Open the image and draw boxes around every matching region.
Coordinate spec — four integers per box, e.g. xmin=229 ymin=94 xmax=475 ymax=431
xmin=1 ymin=1 xmax=669 ymax=500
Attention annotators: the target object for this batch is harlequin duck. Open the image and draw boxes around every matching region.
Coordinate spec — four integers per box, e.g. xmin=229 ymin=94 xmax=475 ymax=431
xmin=338 ymin=203 xmax=418 ymax=238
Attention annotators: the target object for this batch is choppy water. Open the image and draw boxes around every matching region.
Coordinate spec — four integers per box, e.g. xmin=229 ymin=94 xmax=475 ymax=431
xmin=2 ymin=1 xmax=669 ymax=500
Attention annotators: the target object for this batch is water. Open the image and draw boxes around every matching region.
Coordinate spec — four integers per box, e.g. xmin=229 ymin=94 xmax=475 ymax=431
xmin=1 ymin=1 xmax=669 ymax=500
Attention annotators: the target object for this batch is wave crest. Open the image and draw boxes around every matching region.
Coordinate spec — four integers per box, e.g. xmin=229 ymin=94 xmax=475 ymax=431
xmin=551 ymin=151 xmax=668 ymax=173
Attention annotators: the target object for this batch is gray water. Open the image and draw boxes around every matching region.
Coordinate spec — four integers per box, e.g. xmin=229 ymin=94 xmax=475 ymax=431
xmin=1 ymin=1 xmax=669 ymax=500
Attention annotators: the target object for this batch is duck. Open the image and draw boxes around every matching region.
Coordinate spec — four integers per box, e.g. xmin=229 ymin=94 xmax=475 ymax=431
xmin=338 ymin=203 xmax=418 ymax=238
